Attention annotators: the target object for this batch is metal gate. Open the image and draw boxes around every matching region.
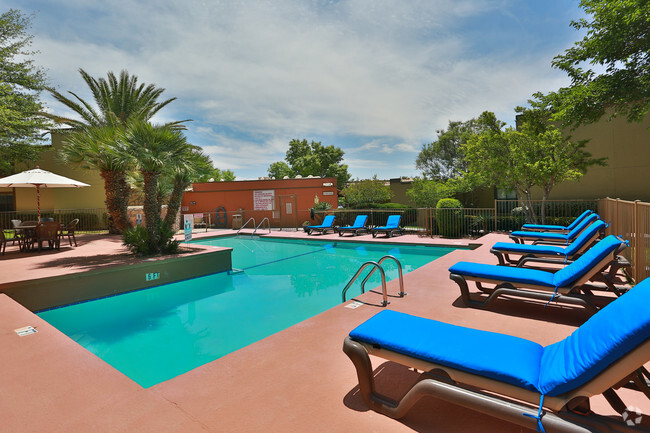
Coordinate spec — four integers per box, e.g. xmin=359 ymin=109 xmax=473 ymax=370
xmin=273 ymin=194 xmax=298 ymax=230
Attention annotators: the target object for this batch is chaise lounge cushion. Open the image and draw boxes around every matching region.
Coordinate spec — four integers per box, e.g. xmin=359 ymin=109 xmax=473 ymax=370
xmin=539 ymin=278 xmax=650 ymax=396
xmin=551 ymin=235 xmax=623 ymax=288
xmin=522 ymin=210 xmax=593 ymax=231
xmin=349 ymin=310 xmax=544 ymax=392
xmin=511 ymin=214 xmax=598 ymax=241
xmin=450 ymin=235 xmax=624 ymax=289
xmin=491 ymin=242 xmax=568 ymax=257
xmin=448 ymin=262 xmax=556 ymax=287
xmin=349 ymin=278 xmax=650 ymax=398
xmin=492 ymin=220 xmax=607 ymax=258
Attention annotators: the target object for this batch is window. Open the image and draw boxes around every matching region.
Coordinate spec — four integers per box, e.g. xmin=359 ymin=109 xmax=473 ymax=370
xmin=0 ymin=193 xmax=14 ymax=212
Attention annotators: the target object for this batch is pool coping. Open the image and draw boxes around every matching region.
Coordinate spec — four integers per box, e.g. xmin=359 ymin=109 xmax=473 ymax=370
xmin=1 ymin=230 xmax=642 ymax=432
xmin=1 ymin=243 xmax=233 ymax=311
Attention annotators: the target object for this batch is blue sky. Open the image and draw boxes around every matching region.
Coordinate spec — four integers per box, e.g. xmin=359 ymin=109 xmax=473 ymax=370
xmin=10 ymin=0 xmax=585 ymax=181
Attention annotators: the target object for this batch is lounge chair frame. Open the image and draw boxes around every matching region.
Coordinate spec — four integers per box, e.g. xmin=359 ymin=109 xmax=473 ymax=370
xmin=450 ymin=242 xmax=629 ymax=314
xmin=343 ymin=336 xmax=650 ymax=432
xmin=306 ymin=215 xmax=336 ymax=235
xmin=510 ymin=214 xmax=599 ymax=245
xmin=338 ymin=215 xmax=368 ymax=237
xmin=491 ymin=224 xmax=606 ymax=267
xmin=520 ymin=210 xmax=594 ymax=233
xmin=371 ymin=215 xmax=403 ymax=238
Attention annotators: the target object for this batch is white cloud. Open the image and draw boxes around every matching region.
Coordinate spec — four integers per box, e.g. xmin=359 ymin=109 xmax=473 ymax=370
xmin=20 ymin=0 xmax=577 ymax=179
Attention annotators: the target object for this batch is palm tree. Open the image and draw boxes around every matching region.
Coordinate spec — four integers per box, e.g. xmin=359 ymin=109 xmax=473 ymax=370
xmin=49 ymin=69 xmax=183 ymax=128
xmin=48 ymin=69 xmax=188 ymax=233
xmin=163 ymin=147 xmax=213 ymax=229
xmin=125 ymin=121 xmax=189 ymax=253
xmin=60 ymin=126 xmax=133 ymax=233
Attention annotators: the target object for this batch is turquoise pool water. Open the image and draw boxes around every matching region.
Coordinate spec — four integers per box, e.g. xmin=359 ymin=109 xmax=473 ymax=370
xmin=37 ymin=237 xmax=456 ymax=388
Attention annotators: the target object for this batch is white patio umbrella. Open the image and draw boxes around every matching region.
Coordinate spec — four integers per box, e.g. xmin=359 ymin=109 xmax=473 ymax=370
xmin=0 ymin=166 xmax=90 ymax=220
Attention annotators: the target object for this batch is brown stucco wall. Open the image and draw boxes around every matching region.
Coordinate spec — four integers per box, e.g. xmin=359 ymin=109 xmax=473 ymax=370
xmin=182 ymin=177 xmax=338 ymax=228
xmin=532 ymin=113 xmax=650 ymax=201
xmin=2 ymin=131 xmax=106 ymax=212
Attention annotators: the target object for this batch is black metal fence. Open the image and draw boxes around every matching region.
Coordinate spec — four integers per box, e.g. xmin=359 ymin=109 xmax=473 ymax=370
xmin=316 ymin=199 xmax=600 ymax=238
xmin=0 ymin=208 xmax=109 ymax=234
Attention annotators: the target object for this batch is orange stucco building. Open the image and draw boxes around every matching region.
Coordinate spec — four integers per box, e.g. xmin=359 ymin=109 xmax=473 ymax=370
xmin=181 ymin=177 xmax=338 ymax=229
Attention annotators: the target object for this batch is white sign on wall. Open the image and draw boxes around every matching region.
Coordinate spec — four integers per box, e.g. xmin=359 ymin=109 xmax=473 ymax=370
xmin=254 ymin=189 xmax=275 ymax=210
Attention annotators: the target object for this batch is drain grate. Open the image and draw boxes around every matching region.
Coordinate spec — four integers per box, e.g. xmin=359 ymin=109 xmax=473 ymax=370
xmin=14 ymin=326 xmax=37 ymax=336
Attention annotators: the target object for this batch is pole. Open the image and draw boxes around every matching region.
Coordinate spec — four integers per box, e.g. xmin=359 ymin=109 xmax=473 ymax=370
xmin=36 ymin=184 xmax=41 ymax=221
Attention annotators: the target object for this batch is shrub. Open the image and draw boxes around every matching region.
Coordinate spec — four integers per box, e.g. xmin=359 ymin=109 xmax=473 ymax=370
xmin=374 ymin=202 xmax=411 ymax=209
xmin=436 ymin=198 xmax=463 ymax=238
xmin=123 ymin=221 xmax=179 ymax=256
xmin=312 ymin=201 xmax=332 ymax=211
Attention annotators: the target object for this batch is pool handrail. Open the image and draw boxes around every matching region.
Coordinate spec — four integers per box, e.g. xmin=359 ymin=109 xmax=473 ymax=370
xmin=236 ymin=218 xmax=256 ymax=236
xmin=342 ymin=261 xmax=389 ymax=307
xmin=253 ymin=217 xmax=271 ymax=235
xmin=359 ymin=255 xmax=406 ymax=298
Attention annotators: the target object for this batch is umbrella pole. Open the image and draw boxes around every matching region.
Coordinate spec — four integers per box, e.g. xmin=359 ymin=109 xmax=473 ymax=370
xmin=36 ymin=184 xmax=41 ymax=221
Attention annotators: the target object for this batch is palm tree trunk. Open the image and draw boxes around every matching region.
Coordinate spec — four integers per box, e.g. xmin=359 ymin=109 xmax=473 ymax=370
xmin=101 ymin=170 xmax=132 ymax=234
xmin=164 ymin=178 xmax=187 ymax=229
xmin=142 ymin=170 xmax=160 ymax=254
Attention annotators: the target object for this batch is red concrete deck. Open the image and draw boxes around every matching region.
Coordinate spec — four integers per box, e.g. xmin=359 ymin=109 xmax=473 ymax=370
xmin=0 ymin=230 xmax=646 ymax=432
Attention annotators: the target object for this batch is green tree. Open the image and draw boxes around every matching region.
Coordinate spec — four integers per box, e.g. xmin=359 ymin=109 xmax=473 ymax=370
xmin=50 ymin=69 xmax=186 ymax=232
xmin=196 ymin=166 xmax=236 ymax=182
xmin=125 ymin=121 xmax=189 ymax=254
xmin=547 ymin=0 xmax=650 ymax=125
xmin=268 ymin=139 xmax=351 ymax=188
xmin=0 ymin=9 xmax=51 ymax=175
xmin=163 ymin=147 xmax=213 ymax=228
xmin=341 ymin=175 xmax=392 ymax=208
xmin=463 ymin=111 xmax=606 ymax=223
xmin=267 ymin=161 xmax=293 ymax=179
xmin=49 ymin=69 xmax=183 ymax=129
xmin=406 ymin=178 xmax=450 ymax=208
xmin=415 ymin=118 xmax=488 ymax=180
xmin=60 ymin=126 xmax=133 ymax=231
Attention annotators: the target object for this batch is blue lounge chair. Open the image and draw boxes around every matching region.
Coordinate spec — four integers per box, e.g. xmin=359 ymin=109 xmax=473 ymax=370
xmin=338 ymin=215 xmax=368 ymax=237
xmin=306 ymin=215 xmax=336 ymax=235
xmin=491 ymin=220 xmax=608 ymax=267
xmin=344 ymin=278 xmax=650 ymax=432
xmin=520 ymin=209 xmax=594 ymax=233
xmin=371 ymin=215 xmax=402 ymax=238
xmin=449 ymin=235 xmax=628 ymax=313
xmin=509 ymin=213 xmax=599 ymax=244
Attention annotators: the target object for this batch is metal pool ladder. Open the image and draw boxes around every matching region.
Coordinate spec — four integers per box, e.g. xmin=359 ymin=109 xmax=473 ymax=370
xmin=253 ymin=217 xmax=271 ymax=235
xmin=341 ymin=255 xmax=406 ymax=307
xmin=236 ymin=218 xmax=256 ymax=236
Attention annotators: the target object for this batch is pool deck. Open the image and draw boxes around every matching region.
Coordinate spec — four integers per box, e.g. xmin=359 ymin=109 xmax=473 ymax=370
xmin=0 ymin=229 xmax=646 ymax=432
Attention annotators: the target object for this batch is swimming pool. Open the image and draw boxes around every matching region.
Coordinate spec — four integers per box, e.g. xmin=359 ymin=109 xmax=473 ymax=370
xmin=37 ymin=236 xmax=456 ymax=388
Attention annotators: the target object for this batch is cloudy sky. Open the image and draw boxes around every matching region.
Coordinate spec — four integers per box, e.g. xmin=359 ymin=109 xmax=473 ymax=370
xmin=10 ymin=0 xmax=585 ymax=180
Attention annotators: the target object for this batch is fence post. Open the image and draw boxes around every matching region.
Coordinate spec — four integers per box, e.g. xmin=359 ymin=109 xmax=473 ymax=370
xmin=494 ymin=200 xmax=497 ymax=232
xmin=635 ymin=200 xmax=643 ymax=283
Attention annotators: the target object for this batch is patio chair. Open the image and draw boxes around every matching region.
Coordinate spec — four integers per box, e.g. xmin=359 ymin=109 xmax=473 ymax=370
xmin=10 ymin=219 xmax=21 ymax=245
xmin=491 ymin=220 xmax=608 ymax=267
xmin=371 ymin=215 xmax=403 ymax=238
xmin=520 ymin=209 xmax=594 ymax=233
xmin=343 ymin=277 xmax=650 ymax=432
xmin=0 ymin=229 xmax=7 ymax=255
xmin=59 ymin=218 xmax=79 ymax=247
xmin=35 ymin=221 xmax=61 ymax=251
xmin=338 ymin=215 xmax=368 ymax=237
xmin=17 ymin=220 xmax=39 ymax=251
xmin=306 ymin=215 xmax=336 ymax=235
xmin=509 ymin=213 xmax=599 ymax=244
xmin=449 ymin=235 xmax=629 ymax=313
